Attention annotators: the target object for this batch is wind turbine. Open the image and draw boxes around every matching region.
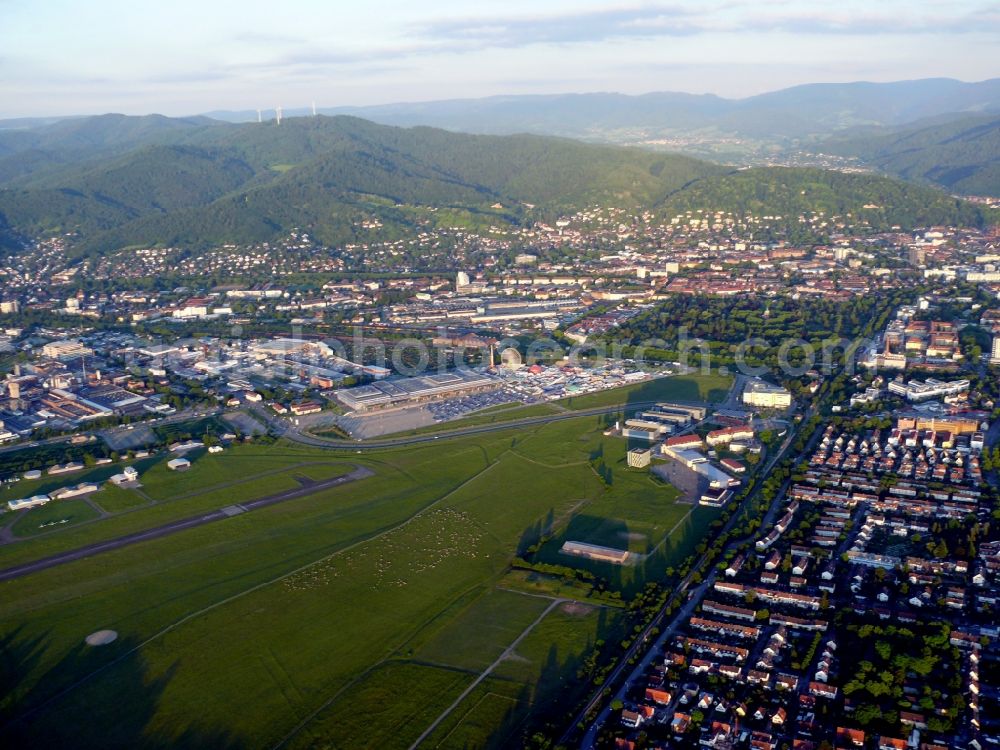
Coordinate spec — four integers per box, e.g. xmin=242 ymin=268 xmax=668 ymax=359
xmin=311 ymin=101 xmax=317 ymax=116
xmin=257 ymin=109 xmax=262 ymax=123
xmin=276 ymin=106 xmax=282 ymax=125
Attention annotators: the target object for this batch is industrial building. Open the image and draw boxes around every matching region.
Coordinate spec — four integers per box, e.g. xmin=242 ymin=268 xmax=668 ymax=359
xmin=653 ymin=403 xmax=708 ymax=421
xmin=333 ymin=371 xmax=499 ymax=412
xmin=40 ymin=339 xmax=93 ymax=360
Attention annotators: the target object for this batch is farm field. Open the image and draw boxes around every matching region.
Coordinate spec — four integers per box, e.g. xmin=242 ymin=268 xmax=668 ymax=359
xmin=0 ymin=415 xmax=715 ymax=749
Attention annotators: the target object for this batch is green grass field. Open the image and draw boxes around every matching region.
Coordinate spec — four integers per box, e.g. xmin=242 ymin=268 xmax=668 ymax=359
xmin=92 ymin=485 xmax=151 ymax=514
xmin=399 ymin=402 xmax=564 ymax=436
xmin=409 ymin=588 xmax=550 ymax=671
xmin=422 ymin=602 xmax=617 ymax=750
xmin=8 ymin=498 xmax=101 ymax=538
xmin=0 ymin=416 xmax=714 ymax=749
xmin=561 ymin=371 xmax=733 ymax=410
xmin=0 ymin=447 xmax=353 ymax=570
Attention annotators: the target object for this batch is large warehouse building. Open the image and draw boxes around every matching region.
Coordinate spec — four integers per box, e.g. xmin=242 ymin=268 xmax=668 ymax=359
xmin=333 ymin=371 xmax=500 ymax=412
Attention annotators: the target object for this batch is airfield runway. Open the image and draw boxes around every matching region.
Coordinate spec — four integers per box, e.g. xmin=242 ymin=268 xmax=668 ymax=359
xmin=0 ymin=464 xmax=374 ymax=583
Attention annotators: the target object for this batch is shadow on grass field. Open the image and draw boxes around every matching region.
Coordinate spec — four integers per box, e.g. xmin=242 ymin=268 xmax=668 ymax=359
xmin=561 ymin=371 xmax=733 ymax=411
xmin=0 ymin=419 xmax=708 ymax=749
xmin=0 ymin=630 xmax=246 ymax=749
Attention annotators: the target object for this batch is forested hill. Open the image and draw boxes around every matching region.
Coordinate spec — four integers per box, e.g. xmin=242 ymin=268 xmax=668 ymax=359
xmin=656 ymin=168 xmax=991 ymax=231
xmin=820 ymin=114 xmax=1000 ymax=197
xmin=0 ymin=114 xmax=993 ymax=254
xmin=0 ymin=115 xmax=723 ymax=252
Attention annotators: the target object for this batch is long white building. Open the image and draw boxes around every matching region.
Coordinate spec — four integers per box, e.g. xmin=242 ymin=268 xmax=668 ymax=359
xmin=334 ymin=371 xmax=499 ymax=412
xmin=887 ymin=377 xmax=970 ymax=402
xmin=742 ymin=380 xmax=792 ymax=409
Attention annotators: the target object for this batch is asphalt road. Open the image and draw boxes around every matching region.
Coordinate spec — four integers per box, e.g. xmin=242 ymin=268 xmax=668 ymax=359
xmin=0 ymin=464 xmax=373 ymax=583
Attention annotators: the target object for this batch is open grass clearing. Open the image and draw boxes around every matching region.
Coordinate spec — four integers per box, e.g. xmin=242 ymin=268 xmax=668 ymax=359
xmin=0 ymin=418 xmax=687 ymax=749
xmin=9 ymin=498 xmax=100 ymax=538
xmin=559 ymin=371 xmax=733 ymax=410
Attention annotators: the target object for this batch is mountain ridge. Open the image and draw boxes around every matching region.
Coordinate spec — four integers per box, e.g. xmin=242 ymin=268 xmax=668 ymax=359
xmin=0 ymin=114 xmax=993 ymax=255
xmin=820 ymin=113 xmax=1000 ymax=196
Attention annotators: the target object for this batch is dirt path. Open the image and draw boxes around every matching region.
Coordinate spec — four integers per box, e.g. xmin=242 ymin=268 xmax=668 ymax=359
xmin=407 ymin=597 xmax=566 ymax=750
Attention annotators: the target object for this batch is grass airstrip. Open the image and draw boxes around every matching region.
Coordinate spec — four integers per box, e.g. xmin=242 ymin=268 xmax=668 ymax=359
xmin=0 ymin=395 xmax=722 ymax=748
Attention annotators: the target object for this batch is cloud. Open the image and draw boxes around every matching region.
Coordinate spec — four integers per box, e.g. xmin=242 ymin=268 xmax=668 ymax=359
xmin=142 ymin=70 xmax=234 ymax=85
xmin=417 ymin=5 xmax=705 ymax=47
xmin=232 ymin=31 xmax=305 ymax=45
xmin=413 ymin=2 xmax=1000 ymax=49
xmin=191 ymin=1 xmax=1000 ymax=83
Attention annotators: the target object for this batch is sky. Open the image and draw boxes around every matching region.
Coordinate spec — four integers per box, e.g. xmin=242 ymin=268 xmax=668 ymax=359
xmin=0 ymin=0 xmax=997 ymax=118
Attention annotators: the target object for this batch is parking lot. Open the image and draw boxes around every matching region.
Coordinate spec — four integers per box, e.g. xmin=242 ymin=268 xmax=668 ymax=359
xmin=425 ymin=388 xmax=526 ymax=423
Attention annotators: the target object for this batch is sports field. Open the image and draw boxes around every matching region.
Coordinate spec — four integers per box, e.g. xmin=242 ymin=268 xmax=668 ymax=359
xmin=0 ymin=416 xmax=717 ymax=749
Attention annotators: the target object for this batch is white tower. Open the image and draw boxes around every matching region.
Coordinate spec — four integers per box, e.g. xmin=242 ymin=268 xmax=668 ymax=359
xmin=276 ymin=106 xmax=282 ymax=125
xmin=311 ymin=101 xmax=317 ymax=116
xmin=257 ymin=109 xmax=262 ymax=123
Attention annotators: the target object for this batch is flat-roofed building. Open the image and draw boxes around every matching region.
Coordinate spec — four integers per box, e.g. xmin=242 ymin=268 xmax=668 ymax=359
xmin=887 ymin=377 xmax=970 ymax=402
xmin=8 ymin=494 xmax=50 ymax=511
xmin=560 ymin=540 xmax=631 ymax=565
xmin=251 ymin=338 xmax=332 ymax=358
xmin=41 ymin=339 xmax=93 ymax=360
xmin=48 ymin=482 xmax=99 ymax=500
xmin=333 ymin=371 xmax=499 ymax=412
xmin=743 ymin=380 xmax=792 ymax=409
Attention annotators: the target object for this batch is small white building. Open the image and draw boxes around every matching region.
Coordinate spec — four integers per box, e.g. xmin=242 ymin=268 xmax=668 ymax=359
xmin=167 ymin=457 xmax=191 ymax=471
xmin=48 ymin=483 xmax=99 ymax=500
xmin=8 ymin=494 xmax=50 ymax=511
xmin=109 ymin=466 xmax=140 ymax=485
